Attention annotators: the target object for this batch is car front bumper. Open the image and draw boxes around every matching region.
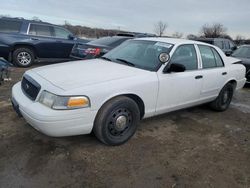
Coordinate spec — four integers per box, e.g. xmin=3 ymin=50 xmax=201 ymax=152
xmin=11 ymin=82 xmax=97 ymax=137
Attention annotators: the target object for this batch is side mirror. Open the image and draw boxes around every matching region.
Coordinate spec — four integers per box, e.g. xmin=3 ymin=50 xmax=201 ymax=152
xmin=164 ymin=63 xmax=186 ymax=73
xmin=68 ymin=34 xmax=75 ymax=40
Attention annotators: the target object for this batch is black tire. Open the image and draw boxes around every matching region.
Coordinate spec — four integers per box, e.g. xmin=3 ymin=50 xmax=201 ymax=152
xmin=93 ymin=96 xmax=140 ymax=146
xmin=210 ymin=83 xmax=234 ymax=111
xmin=13 ymin=47 xmax=35 ymax=67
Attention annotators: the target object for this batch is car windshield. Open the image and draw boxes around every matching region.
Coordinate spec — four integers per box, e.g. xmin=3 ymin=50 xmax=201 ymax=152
xmin=232 ymin=46 xmax=250 ymax=58
xmin=103 ymin=40 xmax=173 ymax=71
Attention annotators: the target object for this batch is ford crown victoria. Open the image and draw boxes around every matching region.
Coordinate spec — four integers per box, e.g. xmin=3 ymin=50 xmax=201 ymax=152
xmin=11 ymin=38 xmax=246 ymax=145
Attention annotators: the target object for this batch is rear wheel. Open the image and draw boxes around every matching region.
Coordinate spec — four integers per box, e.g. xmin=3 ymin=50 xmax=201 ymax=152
xmin=93 ymin=96 xmax=140 ymax=146
xmin=13 ymin=47 xmax=35 ymax=67
xmin=210 ymin=83 xmax=234 ymax=111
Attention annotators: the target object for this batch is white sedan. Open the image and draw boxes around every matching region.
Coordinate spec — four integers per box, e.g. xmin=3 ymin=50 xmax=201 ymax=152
xmin=11 ymin=38 xmax=246 ymax=145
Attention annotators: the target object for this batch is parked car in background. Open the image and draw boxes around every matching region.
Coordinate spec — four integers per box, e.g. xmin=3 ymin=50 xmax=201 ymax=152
xmin=231 ymin=45 xmax=250 ymax=83
xmin=70 ymin=33 xmax=156 ymax=60
xmin=194 ymin=38 xmax=237 ymax=56
xmin=12 ymin=38 xmax=246 ymax=145
xmin=0 ymin=17 xmax=89 ymax=67
xmin=0 ymin=58 xmax=12 ymax=85
xmin=70 ymin=36 xmax=133 ymax=60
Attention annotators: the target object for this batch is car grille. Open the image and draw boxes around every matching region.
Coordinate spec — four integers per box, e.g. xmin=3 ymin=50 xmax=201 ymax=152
xmin=21 ymin=75 xmax=41 ymax=101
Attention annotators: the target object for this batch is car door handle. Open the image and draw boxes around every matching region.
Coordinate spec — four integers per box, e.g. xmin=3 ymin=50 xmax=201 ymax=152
xmin=195 ymin=75 xmax=203 ymax=79
xmin=56 ymin=40 xmax=62 ymax=43
xmin=31 ymin=38 xmax=39 ymax=40
xmin=222 ymin=72 xmax=227 ymax=75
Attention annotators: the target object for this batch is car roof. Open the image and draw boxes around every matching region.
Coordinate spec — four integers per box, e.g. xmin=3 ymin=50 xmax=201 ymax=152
xmin=0 ymin=17 xmax=57 ymax=27
xmin=134 ymin=37 xmax=213 ymax=46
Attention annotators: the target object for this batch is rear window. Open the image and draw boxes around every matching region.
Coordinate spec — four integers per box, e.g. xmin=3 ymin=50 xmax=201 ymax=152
xmin=0 ymin=19 xmax=22 ymax=33
xmin=88 ymin=37 xmax=128 ymax=46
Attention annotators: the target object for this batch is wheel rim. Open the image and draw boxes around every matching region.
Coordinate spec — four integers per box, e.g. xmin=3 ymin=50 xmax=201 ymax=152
xmin=108 ymin=108 xmax=132 ymax=137
xmin=17 ymin=52 xmax=31 ymax=65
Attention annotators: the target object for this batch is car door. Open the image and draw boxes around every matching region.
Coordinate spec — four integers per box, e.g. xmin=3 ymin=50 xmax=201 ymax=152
xmin=197 ymin=45 xmax=227 ymax=99
xmin=28 ymin=23 xmax=61 ymax=58
xmin=51 ymin=26 xmax=76 ymax=58
xmin=156 ymin=44 xmax=204 ymax=114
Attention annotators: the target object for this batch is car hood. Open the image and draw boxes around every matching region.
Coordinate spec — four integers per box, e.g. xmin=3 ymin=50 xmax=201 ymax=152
xmin=30 ymin=59 xmax=148 ymax=90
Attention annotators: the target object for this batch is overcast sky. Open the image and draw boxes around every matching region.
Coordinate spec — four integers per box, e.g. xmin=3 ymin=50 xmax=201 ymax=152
xmin=1 ymin=0 xmax=250 ymax=38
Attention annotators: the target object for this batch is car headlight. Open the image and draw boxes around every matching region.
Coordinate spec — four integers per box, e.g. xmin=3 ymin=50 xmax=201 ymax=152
xmin=38 ymin=91 xmax=90 ymax=110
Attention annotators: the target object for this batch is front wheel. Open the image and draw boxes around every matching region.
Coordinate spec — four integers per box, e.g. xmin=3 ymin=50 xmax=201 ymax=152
xmin=13 ymin=48 xmax=35 ymax=67
xmin=93 ymin=96 xmax=140 ymax=146
xmin=209 ymin=83 xmax=234 ymax=111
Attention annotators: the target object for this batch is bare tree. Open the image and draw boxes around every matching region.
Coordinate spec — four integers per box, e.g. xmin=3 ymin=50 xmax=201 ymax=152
xmin=154 ymin=21 xmax=168 ymax=36
xmin=172 ymin=32 xmax=183 ymax=38
xmin=200 ymin=23 xmax=227 ymax=38
xmin=186 ymin=34 xmax=198 ymax=40
xmin=235 ymin=35 xmax=246 ymax=45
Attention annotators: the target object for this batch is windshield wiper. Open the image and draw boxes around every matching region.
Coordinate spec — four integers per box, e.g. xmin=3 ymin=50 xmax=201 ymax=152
xmin=116 ymin=58 xmax=135 ymax=67
xmin=100 ymin=56 xmax=112 ymax=61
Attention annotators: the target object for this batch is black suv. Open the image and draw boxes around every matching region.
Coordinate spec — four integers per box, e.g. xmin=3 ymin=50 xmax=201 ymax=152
xmin=194 ymin=38 xmax=237 ymax=56
xmin=0 ymin=17 xmax=89 ymax=67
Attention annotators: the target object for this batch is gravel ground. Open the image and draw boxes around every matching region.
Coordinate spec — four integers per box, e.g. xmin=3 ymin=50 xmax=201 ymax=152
xmin=0 ymin=64 xmax=250 ymax=188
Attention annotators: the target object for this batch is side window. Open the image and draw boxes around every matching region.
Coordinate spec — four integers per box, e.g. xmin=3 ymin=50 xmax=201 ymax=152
xmin=54 ymin=27 xmax=71 ymax=39
xmin=0 ymin=19 xmax=22 ymax=33
xmin=171 ymin=44 xmax=198 ymax=70
xmin=224 ymin=41 xmax=230 ymax=50
xmin=29 ymin=24 xmax=52 ymax=37
xmin=211 ymin=48 xmax=224 ymax=67
xmin=214 ymin=40 xmax=223 ymax=49
xmin=220 ymin=41 xmax=224 ymax=49
xmin=229 ymin=41 xmax=235 ymax=49
xmin=198 ymin=45 xmax=217 ymax=69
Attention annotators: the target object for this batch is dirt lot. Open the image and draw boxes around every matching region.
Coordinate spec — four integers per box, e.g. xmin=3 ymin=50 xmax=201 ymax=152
xmin=0 ymin=64 xmax=250 ymax=188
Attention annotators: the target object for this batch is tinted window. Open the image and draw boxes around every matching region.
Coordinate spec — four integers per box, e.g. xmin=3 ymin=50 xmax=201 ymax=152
xmin=211 ymin=48 xmax=224 ymax=67
xmin=199 ymin=45 xmax=217 ymax=68
xmin=171 ymin=44 xmax=198 ymax=70
xmin=29 ymin=24 xmax=52 ymax=37
xmin=54 ymin=27 xmax=71 ymax=39
xmin=0 ymin=19 xmax=22 ymax=33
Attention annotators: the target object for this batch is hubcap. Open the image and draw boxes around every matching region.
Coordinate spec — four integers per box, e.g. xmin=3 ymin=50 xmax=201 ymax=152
xmin=115 ymin=115 xmax=127 ymax=130
xmin=108 ymin=108 xmax=132 ymax=137
xmin=17 ymin=52 xmax=31 ymax=65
